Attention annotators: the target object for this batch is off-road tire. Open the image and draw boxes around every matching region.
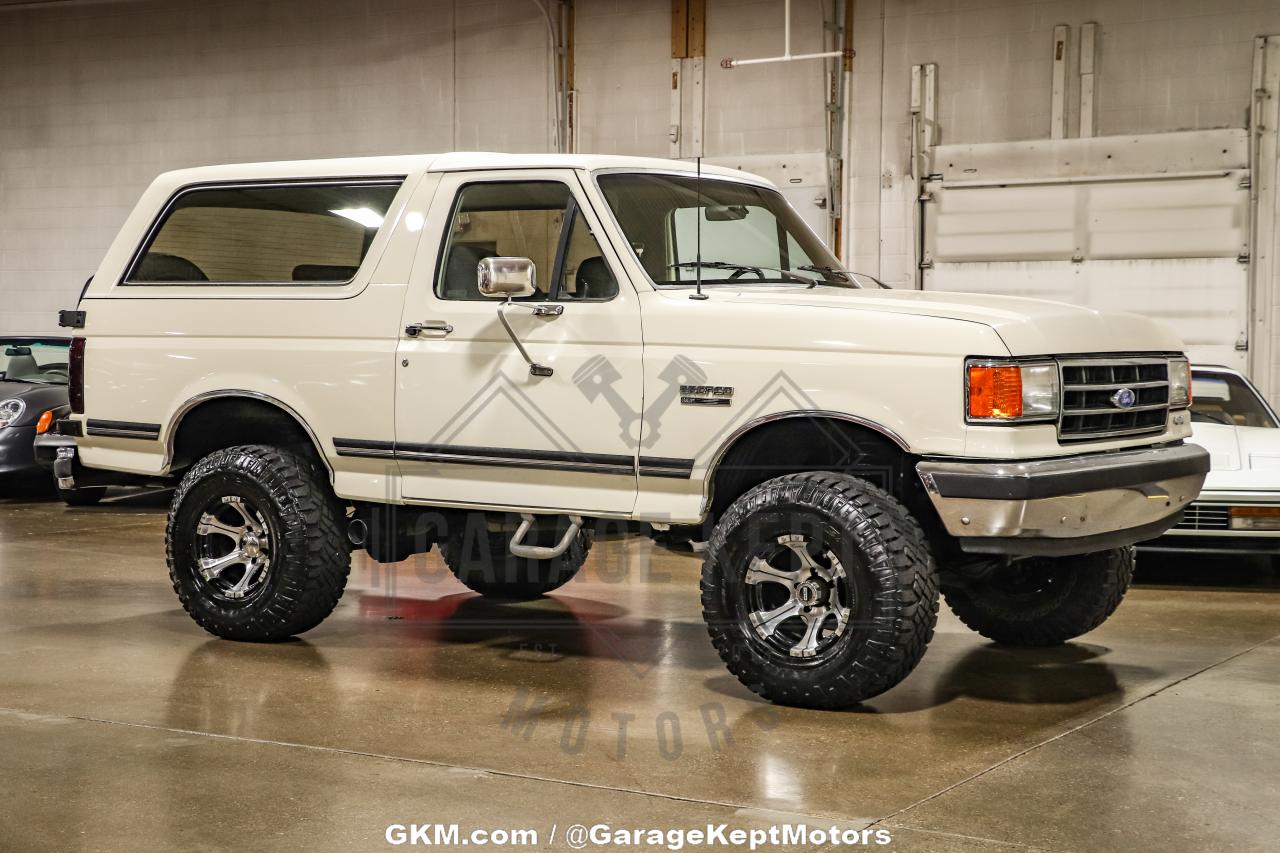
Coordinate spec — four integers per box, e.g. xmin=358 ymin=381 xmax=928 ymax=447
xmin=166 ymin=444 xmax=350 ymax=641
xmin=942 ymin=547 xmax=1135 ymax=646
xmin=442 ymin=515 xmax=590 ymax=599
xmin=57 ymin=484 xmax=106 ymax=506
xmin=701 ymin=472 xmax=939 ymax=709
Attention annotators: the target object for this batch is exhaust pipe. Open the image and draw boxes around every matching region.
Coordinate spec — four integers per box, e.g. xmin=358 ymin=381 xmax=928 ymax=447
xmin=347 ymin=517 xmax=368 ymax=548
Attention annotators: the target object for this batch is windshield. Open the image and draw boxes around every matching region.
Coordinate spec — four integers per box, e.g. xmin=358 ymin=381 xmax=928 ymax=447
xmin=597 ymin=173 xmax=855 ymax=288
xmin=1191 ymin=371 xmax=1277 ymax=428
xmin=0 ymin=339 xmax=71 ymax=386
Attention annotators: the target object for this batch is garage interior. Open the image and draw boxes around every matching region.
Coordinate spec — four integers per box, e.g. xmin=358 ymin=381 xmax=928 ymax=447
xmin=1 ymin=1 xmax=1279 ymax=851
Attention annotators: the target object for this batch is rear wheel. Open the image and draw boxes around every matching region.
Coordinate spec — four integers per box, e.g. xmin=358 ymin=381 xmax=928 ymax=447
xmin=442 ymin=514 xmax=590 ymax=599
xmin=702 ymin=472 xmax=939 ymax=709
xmin=942 ymin=548 xmax=1135 ymax=646
xmin=166 ymin=444 xmax=350 ymax=641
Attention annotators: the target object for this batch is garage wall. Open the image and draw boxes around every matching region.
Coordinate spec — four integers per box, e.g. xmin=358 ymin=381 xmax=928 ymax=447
xmin=0 ymin=0 xmax=834 ymax=335
xmin=3 ymin=0 xmax=1280 ymax=400
xmin=0 ymin=0 xmax=553 ymax=335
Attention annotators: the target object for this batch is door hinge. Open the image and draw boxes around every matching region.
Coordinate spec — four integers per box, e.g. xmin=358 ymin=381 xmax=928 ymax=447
xmin=58 ymin=309 xmax=86 ymax=329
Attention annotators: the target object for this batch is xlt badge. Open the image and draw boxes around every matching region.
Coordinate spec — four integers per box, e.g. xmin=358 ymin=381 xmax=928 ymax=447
xmin=680 ymin=385 xmax=733 ymax=406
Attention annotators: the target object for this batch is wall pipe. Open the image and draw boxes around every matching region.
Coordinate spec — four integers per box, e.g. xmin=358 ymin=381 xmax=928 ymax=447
xmin=721 ymin=0 xmax=844 ymax=68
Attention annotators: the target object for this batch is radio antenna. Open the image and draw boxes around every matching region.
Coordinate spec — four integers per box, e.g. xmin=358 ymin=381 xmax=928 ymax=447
xmin=691 ymin=155 xmax=708 ymax=300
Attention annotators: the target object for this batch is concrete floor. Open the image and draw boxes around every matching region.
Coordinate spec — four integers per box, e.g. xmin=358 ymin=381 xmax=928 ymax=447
xmin=0 ymin=488 xmax=1277 ymax=853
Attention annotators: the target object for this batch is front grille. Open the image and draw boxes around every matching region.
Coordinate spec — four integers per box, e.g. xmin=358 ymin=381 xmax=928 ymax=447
xmin=1173 ymin=502 xmax=1231 ymax=531
xmin=1058 ymin=358 xmax=1170 ymax=442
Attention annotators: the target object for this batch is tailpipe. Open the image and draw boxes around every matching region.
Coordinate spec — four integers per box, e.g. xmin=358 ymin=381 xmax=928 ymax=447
xmin=347 ymin=517 xmax=369 ymax=548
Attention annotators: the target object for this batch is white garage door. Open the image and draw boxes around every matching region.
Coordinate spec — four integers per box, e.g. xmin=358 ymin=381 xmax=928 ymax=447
xmin=921 ymin=130 xmax=1251 ymax=371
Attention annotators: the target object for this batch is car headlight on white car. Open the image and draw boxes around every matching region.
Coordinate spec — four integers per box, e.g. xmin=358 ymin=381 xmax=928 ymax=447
xmin=0 ymin=398 xmax=25 ymax=428
xmin=965 ymin=359 xmax=1059 ymax=423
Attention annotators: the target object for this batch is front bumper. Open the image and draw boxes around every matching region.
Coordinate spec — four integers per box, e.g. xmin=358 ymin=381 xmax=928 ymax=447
xmin=0 ymin=425 xmax=39 ymax=476
xmin=917 ymin=443 xmax=1210 ymax=557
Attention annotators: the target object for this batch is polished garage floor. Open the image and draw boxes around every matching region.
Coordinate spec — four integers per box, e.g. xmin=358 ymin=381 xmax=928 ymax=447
xmin=0 ymin=490 xmax=1277 ymax=853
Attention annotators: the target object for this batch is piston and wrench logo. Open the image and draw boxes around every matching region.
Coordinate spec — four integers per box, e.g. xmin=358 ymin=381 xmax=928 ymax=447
xmin=573 ymin=354 xmax=709 ymax=446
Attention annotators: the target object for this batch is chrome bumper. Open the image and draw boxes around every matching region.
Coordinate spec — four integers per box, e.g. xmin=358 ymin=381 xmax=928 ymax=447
xmin=916 ymin=443 xmax=1210 ymax=557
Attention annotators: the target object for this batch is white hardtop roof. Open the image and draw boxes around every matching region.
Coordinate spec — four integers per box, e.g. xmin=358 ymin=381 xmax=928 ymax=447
xmin=150 ymin=152 xmax=771 ymax=188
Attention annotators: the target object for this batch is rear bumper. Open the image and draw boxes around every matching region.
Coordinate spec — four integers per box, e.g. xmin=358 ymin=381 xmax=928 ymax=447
xmin=916 ymin=443 xmax=1210 ymax=557
xmin=34 ymin=433 xmax=77 ymax=487
xmin=35 ymin=433 xmax=153 ymax=490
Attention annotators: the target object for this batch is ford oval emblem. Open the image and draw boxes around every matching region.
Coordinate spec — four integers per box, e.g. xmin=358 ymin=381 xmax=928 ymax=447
xmin=1111 ymin=387 xmax=1137 ymax=409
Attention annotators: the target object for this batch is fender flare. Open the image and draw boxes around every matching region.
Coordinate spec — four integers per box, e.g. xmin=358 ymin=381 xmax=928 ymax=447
xmin=701 ymin=409 xmax=911 ymax=507
xmin=163 ymin=389 xmax=333 ymax=478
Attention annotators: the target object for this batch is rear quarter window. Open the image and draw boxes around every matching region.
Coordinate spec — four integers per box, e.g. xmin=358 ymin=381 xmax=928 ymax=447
xmin=123 ymin=180 xmax=402 ymax=285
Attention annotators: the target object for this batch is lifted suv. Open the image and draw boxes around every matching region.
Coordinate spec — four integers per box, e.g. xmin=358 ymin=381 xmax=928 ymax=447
xmin=57 ymin=153 xmax=1208 ymax=708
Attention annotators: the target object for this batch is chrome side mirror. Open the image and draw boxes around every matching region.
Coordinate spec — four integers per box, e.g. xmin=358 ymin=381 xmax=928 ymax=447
xmin=478 ymin=256 xmax=536 ymax=298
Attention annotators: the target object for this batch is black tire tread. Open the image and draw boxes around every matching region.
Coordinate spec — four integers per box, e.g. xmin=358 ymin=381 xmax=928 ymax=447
xmin=442 ymin=520 xmax=590 ymax=600
xmin=701 ymin=472 xmax=939 ymax=709
xmin=166 ymin=444 xmax=350 ymax=641
xmin=942 ymin=547 xmax=1134 ymax=646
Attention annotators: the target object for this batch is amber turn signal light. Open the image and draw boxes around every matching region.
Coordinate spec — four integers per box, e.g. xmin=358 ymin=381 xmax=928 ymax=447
xmin=967 ymin=365 xmax=1023 ymax=419
xmin=35 ymin=409 xmax=55 ymax=435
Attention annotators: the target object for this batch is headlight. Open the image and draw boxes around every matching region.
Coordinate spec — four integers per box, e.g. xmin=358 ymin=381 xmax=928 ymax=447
xmin=966 ymin=359 xmax=1059 ymax=423
xmin=1168 ymin=357 xmax=1191 ymax=409
xmin=0 ymin=398 xmax=25 ymax=428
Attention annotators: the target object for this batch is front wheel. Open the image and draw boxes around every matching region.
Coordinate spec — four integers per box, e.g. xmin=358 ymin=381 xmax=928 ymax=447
xmin=166 ymin=444 xmax=350 ymax=641
xmin=942 ymin=548 xmax=1135 ymax=646
xmin=702 ymin=472 xmax=939 ymax=709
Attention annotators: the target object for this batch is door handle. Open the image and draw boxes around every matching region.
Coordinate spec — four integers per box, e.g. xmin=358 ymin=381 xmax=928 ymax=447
xmin=405 ymin=321 xmax=453 ymax=337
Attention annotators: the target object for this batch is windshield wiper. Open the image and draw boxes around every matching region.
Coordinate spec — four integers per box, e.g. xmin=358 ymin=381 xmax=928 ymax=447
xmin=669 ymin=260 xmax=816 ymax=284
xmin=798 ymin=265 xmax=891 ymax=289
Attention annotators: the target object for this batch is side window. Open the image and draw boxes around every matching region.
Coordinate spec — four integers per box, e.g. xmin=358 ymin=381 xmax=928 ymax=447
xmin=125 ymin=181 xmax=401 ymax=285
xmin=558 ymin=207 xmax=618 ymax=300
xmin=436 ymin=181 xmax=617 ymax=301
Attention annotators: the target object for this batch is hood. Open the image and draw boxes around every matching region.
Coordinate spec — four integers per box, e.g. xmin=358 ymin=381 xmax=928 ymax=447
xmin=1194 ymin=422 xmax=1280 ymax=491
xmin=1189 ymin=422 xmax=1241 ymax=471
xmin=723 ymin=287 xmax=1184 ymax=356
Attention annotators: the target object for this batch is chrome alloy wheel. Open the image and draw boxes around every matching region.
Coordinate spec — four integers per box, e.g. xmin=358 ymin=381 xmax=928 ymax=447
xmin=744 ymin=533 xmax=852 ymax=658
xmin=194 ymin=495 xmax=272 ymax=603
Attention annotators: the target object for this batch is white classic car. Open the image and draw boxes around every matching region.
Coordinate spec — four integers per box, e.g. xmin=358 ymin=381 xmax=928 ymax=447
xmin=1143 ymin=366 xmax=1280 ymax=560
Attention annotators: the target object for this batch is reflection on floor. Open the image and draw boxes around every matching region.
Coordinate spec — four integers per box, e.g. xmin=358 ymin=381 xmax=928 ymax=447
xmin=0 ymin=486 xmax=1276 ymax=852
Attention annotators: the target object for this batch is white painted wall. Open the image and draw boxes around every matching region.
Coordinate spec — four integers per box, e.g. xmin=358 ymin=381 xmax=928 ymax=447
xmin=3 ymin=0 xmax=1280 ymax=397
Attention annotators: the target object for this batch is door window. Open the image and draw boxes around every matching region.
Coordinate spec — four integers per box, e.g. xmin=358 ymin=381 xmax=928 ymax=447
xmin=436 ymin=181 xmax=617 ymax=301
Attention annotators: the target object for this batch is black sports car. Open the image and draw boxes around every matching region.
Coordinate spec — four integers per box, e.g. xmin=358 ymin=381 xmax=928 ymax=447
xmin=0 ymin=336 xmax=103 ymax=503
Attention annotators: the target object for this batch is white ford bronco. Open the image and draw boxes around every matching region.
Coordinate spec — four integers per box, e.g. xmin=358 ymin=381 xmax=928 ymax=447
xmin=52 ymin=152 xmax=1209 ymax=708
